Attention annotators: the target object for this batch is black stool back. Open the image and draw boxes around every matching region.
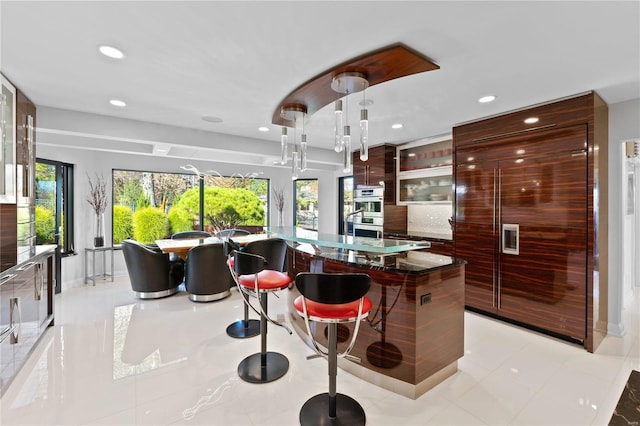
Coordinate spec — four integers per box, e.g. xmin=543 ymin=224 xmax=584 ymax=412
xmin=296 ymin=272 xmax=370 ymax=305
xmin=242 ymin=238 xmax=287 ymax=272
xmin=233 ymin=250 xmax=265 ymax=276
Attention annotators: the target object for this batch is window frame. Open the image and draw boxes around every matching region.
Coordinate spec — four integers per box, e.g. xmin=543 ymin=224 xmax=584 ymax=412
xmin=36 ymin=158 xmax=75 ymax=256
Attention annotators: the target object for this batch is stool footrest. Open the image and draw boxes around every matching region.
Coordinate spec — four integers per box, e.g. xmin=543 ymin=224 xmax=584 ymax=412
xmin=237 ymin=352 xmax=289 ymax=384
xmin=299 ymin=393 xmax=365 ymax=426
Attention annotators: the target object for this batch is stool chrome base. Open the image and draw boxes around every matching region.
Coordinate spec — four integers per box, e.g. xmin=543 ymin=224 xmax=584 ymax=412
xmin=226 ymin=319 xmax=260 ymax=338
xmin=300 ymin=393 xmax=366 ymax=426
xmin=237 ymin=352 xmax=289 ymax=383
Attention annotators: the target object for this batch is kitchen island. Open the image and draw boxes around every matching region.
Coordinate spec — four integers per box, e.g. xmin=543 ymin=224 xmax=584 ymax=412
xmin=266 ymin=227 xmax=465 ymax=399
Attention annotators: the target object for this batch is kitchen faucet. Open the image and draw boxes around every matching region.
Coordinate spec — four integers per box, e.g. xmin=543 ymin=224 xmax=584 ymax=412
xmin=344 ymin=209 xmax=364 ymax=236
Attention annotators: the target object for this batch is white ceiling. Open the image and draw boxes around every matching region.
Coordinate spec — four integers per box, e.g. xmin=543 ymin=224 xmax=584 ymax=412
xmin=1 ymin=1 xmax=639 ymax=170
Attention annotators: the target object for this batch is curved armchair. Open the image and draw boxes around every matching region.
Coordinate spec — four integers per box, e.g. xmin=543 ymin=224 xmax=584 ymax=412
xmin=184 ymin=243 xmax=233 ymax=302
xmin=172 ymin=230 xmax=212 ymax=240
xmin=215 ymin=229 xmax=250 ymax=240
xmin=122 ymin=239 xmax=183 ymax=299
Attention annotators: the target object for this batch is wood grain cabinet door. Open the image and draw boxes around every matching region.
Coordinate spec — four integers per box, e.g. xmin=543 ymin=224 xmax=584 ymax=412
xmin=455 ymin=158 xmax=499 ymax=314
xmin=497 ymin=138 xmax=587 ymax=340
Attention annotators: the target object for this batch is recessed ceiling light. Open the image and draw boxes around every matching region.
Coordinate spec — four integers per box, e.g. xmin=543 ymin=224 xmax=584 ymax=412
xmin=98 ymin=45 xmax=125 ymax=59
xmin=392 ymin=123 xmax=403 ymax=129
xmin=109 ymin=99 xmax=126 ymax=107
xmin=524 ymin=117 xmax=539 ymax=124
xmin=478 ymin=95 xmax=496 ymax=103
xmin=358 ymin=99 xmax=374 ymax=107
xmin=202 ymin=115 xmax=223 ymax=123
xmin=258 ymin=127 xmax=269 ymax=132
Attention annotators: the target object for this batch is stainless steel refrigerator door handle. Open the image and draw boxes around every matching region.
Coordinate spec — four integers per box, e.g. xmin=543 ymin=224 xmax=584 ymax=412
xmin=497 ymin=169 xmax=502 ymax=309
xmin=492 ymin=168 xmax=497 ymax=308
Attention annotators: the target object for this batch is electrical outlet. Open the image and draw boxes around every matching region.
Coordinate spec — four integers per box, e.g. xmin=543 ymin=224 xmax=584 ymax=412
xmin=420 ymin=293 xmax=432 ymax=306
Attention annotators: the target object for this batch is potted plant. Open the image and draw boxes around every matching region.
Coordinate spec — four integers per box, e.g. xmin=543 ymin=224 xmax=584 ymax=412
xmin=87 ymin=173 xmax=108 ymax=247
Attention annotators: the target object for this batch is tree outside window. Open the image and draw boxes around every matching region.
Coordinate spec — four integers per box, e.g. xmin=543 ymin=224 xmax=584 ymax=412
xmin=112 ymin=170 xmax=268 ymax=244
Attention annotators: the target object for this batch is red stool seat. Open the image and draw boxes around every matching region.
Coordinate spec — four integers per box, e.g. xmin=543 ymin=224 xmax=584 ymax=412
xmin=239 ymin=270 xmax=290 ymax=291
xmin=294 ymin=296 xmax=372 ymax=322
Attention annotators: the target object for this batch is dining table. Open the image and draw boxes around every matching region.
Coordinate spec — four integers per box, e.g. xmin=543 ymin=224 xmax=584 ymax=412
xmin=155 ymin=233 xmax=270 ymax=260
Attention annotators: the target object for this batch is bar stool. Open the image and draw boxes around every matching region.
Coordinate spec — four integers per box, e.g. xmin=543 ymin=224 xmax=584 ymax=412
xmin=229 ymin=250 xmax=292 ymax=383
xmin=294 ymin=272 xmax=372 ymax=426
xmin=224 ymin=240 xmax=260 ymax=338
xmin=225 ymin=237 xmax=287 ymax=338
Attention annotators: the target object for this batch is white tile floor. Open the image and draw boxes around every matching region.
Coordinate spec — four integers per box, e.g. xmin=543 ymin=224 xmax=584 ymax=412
xmin=0 ymin=277 xmax=638 ymax=425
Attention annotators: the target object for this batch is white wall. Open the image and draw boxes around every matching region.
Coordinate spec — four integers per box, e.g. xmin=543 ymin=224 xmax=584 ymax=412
xmin=608 ymin=98 xmax=640 ymax=336
xmin=36 ymin=108 xmax=340 ymax=290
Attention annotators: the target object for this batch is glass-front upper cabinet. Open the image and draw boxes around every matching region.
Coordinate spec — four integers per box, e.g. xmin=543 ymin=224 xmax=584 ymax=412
xmin=397 ymin=135 xmax=452 ymax=204
xmin=1 ymin=74 xmax=16 ymax=204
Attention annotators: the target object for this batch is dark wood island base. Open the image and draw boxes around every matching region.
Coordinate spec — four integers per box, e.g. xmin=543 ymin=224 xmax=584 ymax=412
xmin=284 ymin=243 xmax=465 ymax=399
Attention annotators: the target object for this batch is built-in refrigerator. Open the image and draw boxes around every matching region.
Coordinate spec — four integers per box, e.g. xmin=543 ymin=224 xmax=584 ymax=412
xmin=455 ymin=125 xmax=588 ymax=342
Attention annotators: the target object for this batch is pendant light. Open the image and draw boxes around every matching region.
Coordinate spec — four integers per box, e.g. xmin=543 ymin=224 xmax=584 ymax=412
xmin=280 ymin=128 xmax=288 ymax=165
xmin=270 ymin=45 xmax=440 ymax=175
xmin=334 ymin=100 xmax=343 ymax=152
xmin=331 ymin=71 xmax=369 ymax=172
xmin=359 ymin=90 xmax=369 ymax=161
xmin=280 ymin=104 xmax=308 ymax=179
xmin=301 ymin=117 xmax=308 ymax=172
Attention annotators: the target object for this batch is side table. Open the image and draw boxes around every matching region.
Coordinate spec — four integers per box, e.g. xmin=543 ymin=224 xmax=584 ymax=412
xmin=85 ymin=245 xmax=122 ymax=285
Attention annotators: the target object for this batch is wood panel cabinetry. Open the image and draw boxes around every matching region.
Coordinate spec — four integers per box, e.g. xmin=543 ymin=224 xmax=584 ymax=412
xmin=353 ymin=144 xmax=397 ymax=204
xmin=423 ymin=239 xmax=453 ymax=256
xmin=453 ymin=92 xmax=608 ymax=352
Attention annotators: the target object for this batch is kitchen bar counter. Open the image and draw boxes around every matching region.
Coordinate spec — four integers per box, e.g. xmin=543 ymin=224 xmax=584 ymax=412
xmin=266 ymin=226 xmax=431 ymax=254
xmin=271 ymin=228 xmax=465 ymax=399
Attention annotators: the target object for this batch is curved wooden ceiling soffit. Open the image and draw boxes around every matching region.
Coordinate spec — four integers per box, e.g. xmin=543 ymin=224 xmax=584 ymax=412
xmin=272 ymin=43 xmax=440 ymax=128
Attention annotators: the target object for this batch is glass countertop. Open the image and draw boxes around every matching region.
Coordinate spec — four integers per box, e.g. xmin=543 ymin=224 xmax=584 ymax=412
xmin=265 ymin=227 xmax=430 ymax=254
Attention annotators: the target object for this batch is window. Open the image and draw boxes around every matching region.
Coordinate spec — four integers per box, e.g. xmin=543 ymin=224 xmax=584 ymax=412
xmin=294 ymin=179 xmax=318 ymax=231
xmin=35 ymin=159 xmax=74 ymax=255
xmin=338 ymin=176 xmax=353 ymax=234
xmin=112 ymin=169 xmax=268 ymax=243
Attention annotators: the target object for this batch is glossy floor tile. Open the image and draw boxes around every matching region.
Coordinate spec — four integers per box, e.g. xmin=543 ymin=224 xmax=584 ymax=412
xmin=1 ymin=277 xmax=638 ymax=425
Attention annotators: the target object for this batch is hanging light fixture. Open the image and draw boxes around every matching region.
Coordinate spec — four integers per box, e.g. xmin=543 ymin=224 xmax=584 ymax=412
xmin=280 ymin=128 xmax=288 ymax=165
xmin=359 ymin=91 xmax=369 ymax=162
xmin=334 ymin=100 xmax=343 ymax=152
xmin=300 ymin=132 xmax=308 ymax=172
xmin=331 ymin=71 xmax=369 ymax=172
xmin=270 ymin=44 xmax=440 ymax=175
xmin=280 ymin=104 xmax=308 ymax=179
